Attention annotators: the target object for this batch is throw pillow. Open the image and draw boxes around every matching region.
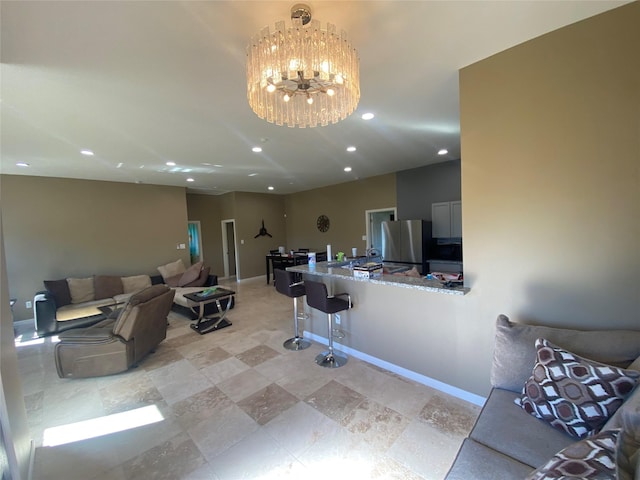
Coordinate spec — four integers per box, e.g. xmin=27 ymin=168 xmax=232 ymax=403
xmin=526 ymin=429 xmax=625 ymax=480
xmin=94 ymin=275 xmax=124 ymax=300
xmin=515 ymin=338 xmax=639 ymax=438
xmin=66 ymin=277 xmax=95 ymax=304
xmin=178 ymin=261 xmax=203 ymax=287
xmin=183 ymin=266 xmax=210 ymax=287
xmin=44 ymin=279 xmax=72 ymax=307
xmin=121 ymin=275 xmax=152 ymax=294
xmin=157 ymin=259 xmax=186 ymax=282
xmin=164 ymin=273 xmax=183 ymax=288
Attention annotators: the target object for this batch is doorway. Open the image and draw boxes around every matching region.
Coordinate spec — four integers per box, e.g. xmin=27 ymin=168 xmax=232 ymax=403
xmin=187 ymin=221 xmax=203 ymax=265
xmin=365 ymin=208 xmax=397 ymax=253
xmin=221 ymin=219 xmax=238 ymax=279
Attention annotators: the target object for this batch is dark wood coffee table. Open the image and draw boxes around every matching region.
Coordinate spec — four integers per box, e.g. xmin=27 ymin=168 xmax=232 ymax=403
xmin=183 ymin=287 xmax=235 ymax=335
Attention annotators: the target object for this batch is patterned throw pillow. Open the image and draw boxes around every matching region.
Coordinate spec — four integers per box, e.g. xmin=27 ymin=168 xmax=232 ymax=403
xmin=515 ymin=339 xmax=639 ymax=438
xmin=526 ymin=429 xmax=622 ymax=480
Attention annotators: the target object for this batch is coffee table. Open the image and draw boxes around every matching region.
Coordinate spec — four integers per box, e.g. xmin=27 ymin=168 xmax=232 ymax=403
xmin=183 ymin=287 xmax=235 ymax=335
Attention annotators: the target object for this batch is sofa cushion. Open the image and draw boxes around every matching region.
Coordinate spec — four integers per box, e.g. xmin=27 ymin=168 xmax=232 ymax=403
xmin=492 ymin=315 xmax=640 ymax=392
xmin=44 ymin=279 xmax=72 ymax=307
xmin=183 ymin=266 xmax=210 ymax=287
xmin=470 ymin=388 xmax=575 ymax=468
xmin=157 ymin=259 xmax=186 ymax=282
xmin=121 ymin=275 xmax=152 ymax=294
xmin=67 ymin=277 xmax=95 ymax=304
xmin=515 ymin=339 xmax=639 ymax=438
xmin=178 ymin=261 xmax=203 ymax=287
xmin=56 ymin=298 xmax=116 ymax=321
xmin=526 ymin=429 xmax=630 ymax=480
xmin=444 ymin=438 xmax=534 ymax=480
xmin=163 ymin=273 xmax=183 ymax=287
xmin=94 ymin=275 xmax=124 ymax=300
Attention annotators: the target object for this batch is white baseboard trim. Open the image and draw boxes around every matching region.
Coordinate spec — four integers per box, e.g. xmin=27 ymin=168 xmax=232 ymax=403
xmin=304 ymin=331 xmax=486 ymax=407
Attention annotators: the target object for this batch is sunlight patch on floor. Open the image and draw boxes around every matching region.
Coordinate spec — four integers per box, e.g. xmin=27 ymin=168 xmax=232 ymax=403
xmin=42 ymin=404 xmax=164 ymax=447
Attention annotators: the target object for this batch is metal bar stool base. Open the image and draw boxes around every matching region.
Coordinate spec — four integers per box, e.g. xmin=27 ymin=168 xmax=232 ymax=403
xmin=315 ymin=351 xmax=348 ymax=368
xmin=283 ymin=336 xmax=311 ymax=351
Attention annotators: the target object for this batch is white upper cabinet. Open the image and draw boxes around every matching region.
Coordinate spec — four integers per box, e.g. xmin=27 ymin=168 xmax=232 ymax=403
xmin=432 ymin=201 xmax=462 ymax=238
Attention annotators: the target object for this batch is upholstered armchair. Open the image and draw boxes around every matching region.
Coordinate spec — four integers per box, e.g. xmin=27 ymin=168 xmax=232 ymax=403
xmin=54 ymin=284 xmax=175 ymax=378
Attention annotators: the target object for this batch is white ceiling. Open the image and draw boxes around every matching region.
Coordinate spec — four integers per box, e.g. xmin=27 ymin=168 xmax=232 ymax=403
xmin=0 ymin=1 xmax=627 ymax=195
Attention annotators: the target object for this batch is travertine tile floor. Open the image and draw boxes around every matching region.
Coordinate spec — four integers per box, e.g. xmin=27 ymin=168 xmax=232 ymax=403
xmin=15 ymin=277 xmax=480 ymax=480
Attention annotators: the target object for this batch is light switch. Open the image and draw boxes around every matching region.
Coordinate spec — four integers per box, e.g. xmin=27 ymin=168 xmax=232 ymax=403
xmin=26 ymin=301 xmax=32 ymax=309
xmin=362 ymin=235 xmax=367 ymax=241
xmin=241 ymin=239 xmax=245 ymax=245
xmin=179 ymin=243 xmax=186 ymax=249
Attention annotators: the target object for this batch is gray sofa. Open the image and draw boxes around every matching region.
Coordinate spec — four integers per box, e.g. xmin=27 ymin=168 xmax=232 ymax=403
xmin=445 ymin=315 xmax=640 ymax=479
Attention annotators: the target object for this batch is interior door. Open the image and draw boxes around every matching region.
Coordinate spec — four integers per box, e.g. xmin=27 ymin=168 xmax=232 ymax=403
xmin=226 ymin=222 xmax=236 ymax=276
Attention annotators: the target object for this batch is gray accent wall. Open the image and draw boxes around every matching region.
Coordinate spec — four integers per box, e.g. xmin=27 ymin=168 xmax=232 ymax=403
xmin=396 ymin=160 xmax=461 ymax=220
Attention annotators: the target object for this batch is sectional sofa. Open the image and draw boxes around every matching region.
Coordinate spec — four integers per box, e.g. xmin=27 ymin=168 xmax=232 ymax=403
xmin=34 ymin=260 xmax=229 ymax=336
xmin=445 ymin=315 xmax=640 ymax=479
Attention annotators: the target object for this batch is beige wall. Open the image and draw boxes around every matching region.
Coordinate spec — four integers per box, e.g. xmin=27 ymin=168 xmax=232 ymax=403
xmin=284 ymin=174 xmax=397 ymax=256
xmin=455 ymin=3 xmax=639 ymax=392
xmin=186 ymin=193 xmax=224 ymax=275
xmin=186 ymin=191 xmax=287 ymax=280
xmin=1 ymin=175 xmax=190 ymax=320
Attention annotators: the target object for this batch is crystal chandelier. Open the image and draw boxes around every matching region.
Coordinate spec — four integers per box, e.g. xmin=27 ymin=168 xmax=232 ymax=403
xmin=246 ymin=3 xmax=360 ymax=128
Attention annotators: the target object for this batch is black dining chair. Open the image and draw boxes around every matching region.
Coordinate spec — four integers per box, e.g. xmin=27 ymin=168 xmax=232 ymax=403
xmin=274 ymin=269 xmax=311 ymax=351
xmin=304 ymin=280 xmax=353 ymax=368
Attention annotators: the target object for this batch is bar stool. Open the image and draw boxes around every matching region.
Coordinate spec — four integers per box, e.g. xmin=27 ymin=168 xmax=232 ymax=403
xmin=274 ymin=269 xmax=311 ymax=351
xmin=304 ymin=280 xmax=353 ymax=368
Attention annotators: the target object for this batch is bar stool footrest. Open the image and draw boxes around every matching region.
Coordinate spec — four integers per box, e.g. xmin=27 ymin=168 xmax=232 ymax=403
xmin=315 ymin=350 xmax=348 ymax=368
xmin=283 ymin=336 xmax=311 ymax=351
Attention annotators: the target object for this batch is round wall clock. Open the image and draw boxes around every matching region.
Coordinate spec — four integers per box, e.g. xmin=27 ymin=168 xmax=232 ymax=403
xmin=316 ymin=214 xmax=330 ymax=232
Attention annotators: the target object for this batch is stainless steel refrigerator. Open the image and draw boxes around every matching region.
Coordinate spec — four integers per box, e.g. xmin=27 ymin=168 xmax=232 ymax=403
xmin=381 ymin=220 xmax=432 ymax=274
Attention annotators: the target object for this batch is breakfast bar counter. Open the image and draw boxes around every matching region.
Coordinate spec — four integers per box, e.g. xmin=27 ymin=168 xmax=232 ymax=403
xmin=286 ymin=262 xmax=484 ymax=404
xmin=287 ymin=263 xmax=469 ymax=295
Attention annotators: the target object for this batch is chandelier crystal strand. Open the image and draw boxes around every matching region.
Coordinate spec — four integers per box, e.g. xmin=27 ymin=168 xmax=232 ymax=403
xmin=246 ymin=4 xmax=359 ymax=128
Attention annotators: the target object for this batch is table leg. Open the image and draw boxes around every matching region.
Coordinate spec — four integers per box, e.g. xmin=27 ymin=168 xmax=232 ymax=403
xmin=266 ymin=256 xmax=270 ymax=284
xmin=190 ymin=295 xmax=234 ymax=335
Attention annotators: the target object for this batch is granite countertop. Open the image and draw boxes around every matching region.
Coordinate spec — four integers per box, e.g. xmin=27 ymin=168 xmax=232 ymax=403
xmin=287 ymin=263 xmax=469 ymax=295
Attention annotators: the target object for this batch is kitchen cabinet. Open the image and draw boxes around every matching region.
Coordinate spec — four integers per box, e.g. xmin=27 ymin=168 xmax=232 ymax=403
xmin=432 ymin=201 xmax=462 ymax=238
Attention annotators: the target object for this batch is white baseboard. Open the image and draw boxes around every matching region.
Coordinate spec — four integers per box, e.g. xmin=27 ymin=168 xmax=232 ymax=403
xmin=304 ymin=331 xmax=486 ymax=407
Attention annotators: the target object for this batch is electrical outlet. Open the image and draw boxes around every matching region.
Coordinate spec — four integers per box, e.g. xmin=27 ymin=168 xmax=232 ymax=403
xmin=335 ymin=313 xmax=341 ymax=325
xmin=26 ymin=301 xmax=32 ymax=309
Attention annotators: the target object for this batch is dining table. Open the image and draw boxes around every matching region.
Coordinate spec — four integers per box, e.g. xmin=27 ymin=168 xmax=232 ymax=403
xmin=265 ymin=253 xmax=309 ymax=284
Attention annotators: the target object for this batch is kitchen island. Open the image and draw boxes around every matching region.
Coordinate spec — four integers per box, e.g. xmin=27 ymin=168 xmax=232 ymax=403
xmin=287 ymin=262 xmax=484 ymax=404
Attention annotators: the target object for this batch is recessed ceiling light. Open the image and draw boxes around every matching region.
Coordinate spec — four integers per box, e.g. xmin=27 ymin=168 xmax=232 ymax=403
xmin=344 ymin=166 xmax=352 ymax=172
xmin=214 ymin=164 xmax=223 ymax=168
xmin=267 ymin=186 xmax=274 ymax=191
xmin=80 ymin=150 xmax=94 ymax=156
xmin=186 ymin=178 xmax=195 ymax=182
xmin=202 ymin=162 xmax=212 ymax=166
xmin=252 ymin=147 xmax=262 ymax=153
xmin=248 ymin=173 xmax=258 ymax=177
xmin=116 ymin=163 xmax=123 ymax=168
xmin=438 ymin=149 xmax=448 ymax=155
xmin=346 ymin=146 xmax=356 ymax=152
xmin=166 ymin=161 xmax=176 ymax=166
xmin=361 ymin=113 xmax=375 ymax=120
xmin=16 ymin=162 xmax=29 ymax=167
